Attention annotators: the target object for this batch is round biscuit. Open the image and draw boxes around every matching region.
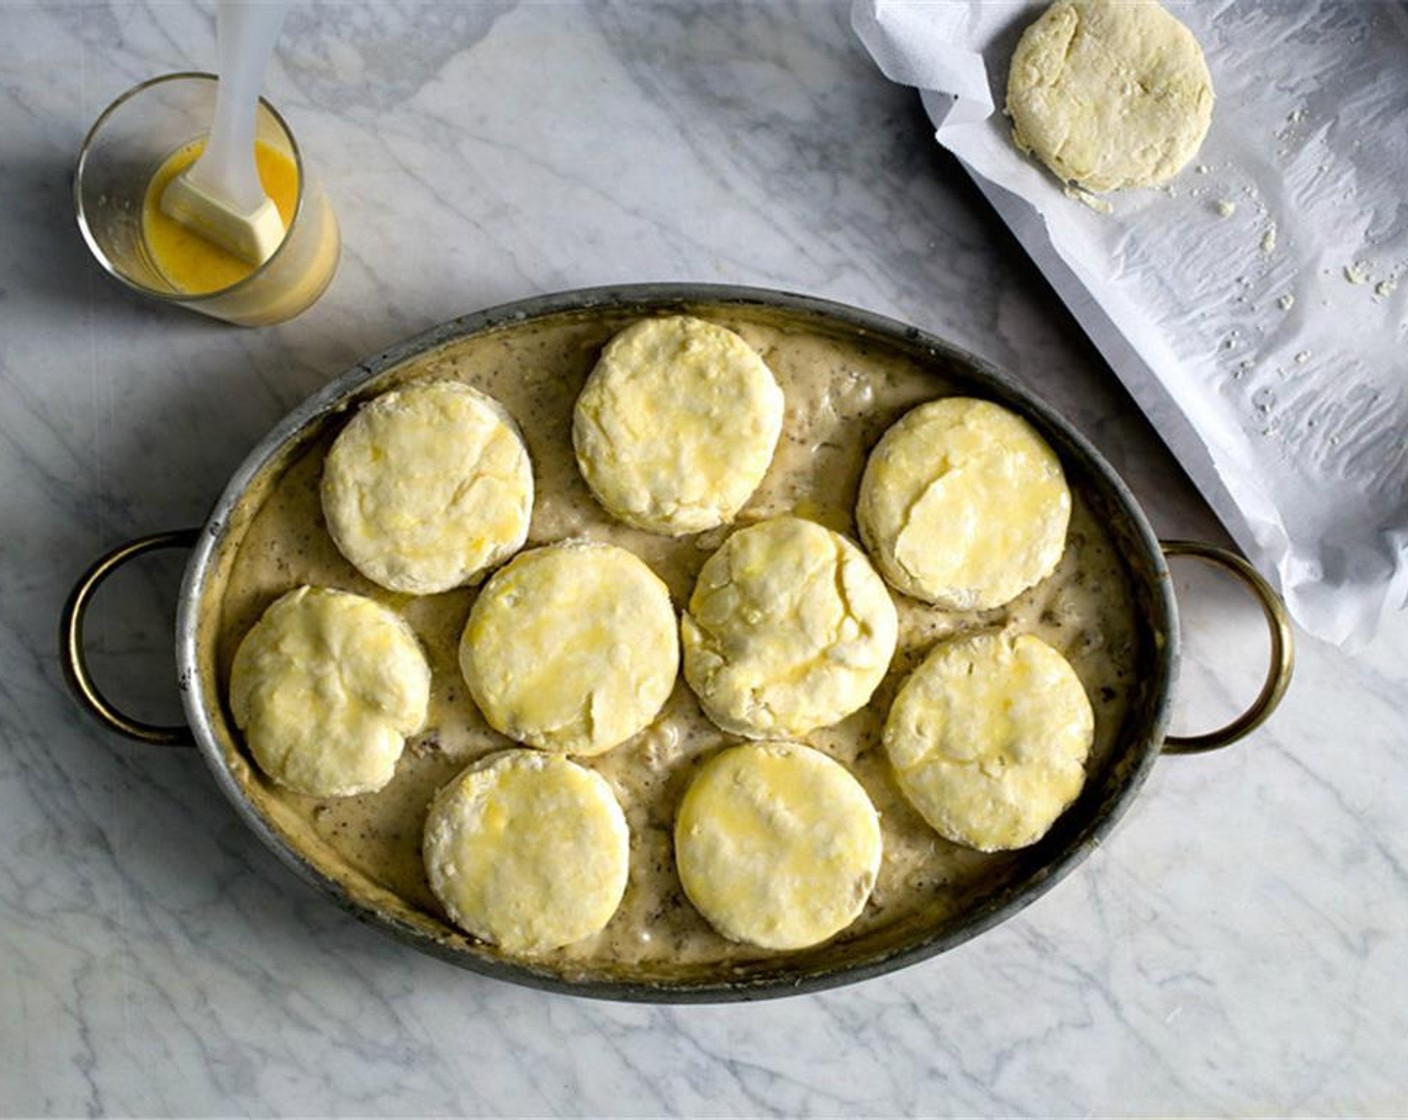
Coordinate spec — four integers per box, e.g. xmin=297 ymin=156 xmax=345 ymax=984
xmin=857 ymin=397 xmax=1070 ymax=610
xmin=423 ymin=749 xmax=630 ymax=953
xmin=459 ymin=541 xmax=679 ymax=756
xmin=681 ymin=516 xmax=898 ymax=738
xmin=674 ymin=741 xmax=882 ymax=951
xmin=322 ymin=380 xmax=533 ymax=594
xmin=573 ymin=316 xmax=784 ymax=535
xmin=884 ymin=631 xmax=1095 ymax=852
xmin=229 ymin=586 xmax=430 ymax=798
xmin=1005 ymin=0 xmax=1214 ymax=192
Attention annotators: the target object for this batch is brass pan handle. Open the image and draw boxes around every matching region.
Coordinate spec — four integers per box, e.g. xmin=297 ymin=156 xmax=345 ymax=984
xmin=1160 ymin=539 xmax=1295 ymax=755
xmin=60 ymin=529 xmax=201 ymax=747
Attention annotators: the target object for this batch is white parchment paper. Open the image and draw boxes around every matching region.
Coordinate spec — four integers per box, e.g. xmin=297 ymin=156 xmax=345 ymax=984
xmin=854 ymin=0 xmax=1408 ymax=645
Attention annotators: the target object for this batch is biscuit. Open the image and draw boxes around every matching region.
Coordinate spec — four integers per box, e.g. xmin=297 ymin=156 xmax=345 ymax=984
xmin=573 ymin=316 xmax=784 ymax=535
xmin=857 ymin=397 xmax=1070 ymax=610
xmin=674 ymin=741 xmax=883 ymax=950
xmin=322 ymin=380 xmax=533 ymax=594
xmin=459 ymin=541 xmax=678 ymax=756
xmin=681 ymin=516 xmax=898 ymax=738
xmin=1006 ymin=0 xmax=1214 ymax=192
xmin=423 ymin=749 xmax=630 ymax=953
xmin=883 ymin=631 xmax=1094 ymax=852
xmin=229 ymin=586 xmax=430 ymax=798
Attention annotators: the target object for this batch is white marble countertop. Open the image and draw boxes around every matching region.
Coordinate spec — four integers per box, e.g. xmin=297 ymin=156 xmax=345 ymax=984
xmin=3 ymin=2 xmax=1405 ymax=1115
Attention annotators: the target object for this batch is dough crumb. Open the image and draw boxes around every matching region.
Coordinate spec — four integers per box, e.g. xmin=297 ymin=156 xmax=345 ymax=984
xmin=1216 ymin=200 xmax=1237 ymax=218
xmin=1277 ymin=294 xmax=1295 ymax=311
xmin=1196 ymin=164 xmax=1211 ymax=174
xmin=1376 ymin=278 xmax=1397 ymax=298
xmin=1065 ymin=185 xmax=1114 ymax=214
xmin=1261 ymin=226 xmax=1277 ymax=254
xmin=1344 ymin=262 xmax=1370 ymax=285
xmin=1295 ymin=351 xmax=1311 ymax=364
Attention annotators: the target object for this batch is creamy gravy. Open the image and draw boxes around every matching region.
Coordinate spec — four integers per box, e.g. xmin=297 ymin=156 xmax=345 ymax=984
xmin=212 ymin=306 xmax=1139 ymax=982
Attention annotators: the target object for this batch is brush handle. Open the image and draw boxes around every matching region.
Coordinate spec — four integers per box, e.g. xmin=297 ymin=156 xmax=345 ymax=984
xmin=188 ymin=0 xmax=288 ymax=209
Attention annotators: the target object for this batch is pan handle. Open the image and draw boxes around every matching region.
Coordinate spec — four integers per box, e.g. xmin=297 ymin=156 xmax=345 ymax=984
xmin=1160 ymin=539 xmax=1295 ymax=755
xmin=60 ymin=529 xmax=202 ymax=747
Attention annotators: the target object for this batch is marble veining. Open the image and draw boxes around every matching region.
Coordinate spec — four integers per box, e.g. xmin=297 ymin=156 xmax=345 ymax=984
xmin=1 ymin=1 xmax=1405 ymax=1115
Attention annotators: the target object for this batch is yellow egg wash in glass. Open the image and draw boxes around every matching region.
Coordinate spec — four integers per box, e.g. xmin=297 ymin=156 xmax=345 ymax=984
xmin=141 ymin=139 xmax=299 ymax=294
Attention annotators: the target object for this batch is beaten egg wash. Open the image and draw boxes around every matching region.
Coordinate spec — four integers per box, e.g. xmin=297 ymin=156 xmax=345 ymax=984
xmin=141 ymin=138 xmax=299 ymax=294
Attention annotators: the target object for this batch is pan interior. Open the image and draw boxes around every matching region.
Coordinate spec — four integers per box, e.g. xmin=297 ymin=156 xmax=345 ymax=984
xmin=190 ymin=294 xmax=1170 ymax=998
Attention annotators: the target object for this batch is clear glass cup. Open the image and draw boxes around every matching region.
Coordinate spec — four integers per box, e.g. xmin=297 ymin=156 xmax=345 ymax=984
xmin=75 ymin=72 xmax=340 ymax=327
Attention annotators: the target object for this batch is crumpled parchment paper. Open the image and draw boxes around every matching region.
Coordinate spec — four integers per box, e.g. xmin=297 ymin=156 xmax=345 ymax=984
xmin=854 ymin=0 xmax=1408 ymax=645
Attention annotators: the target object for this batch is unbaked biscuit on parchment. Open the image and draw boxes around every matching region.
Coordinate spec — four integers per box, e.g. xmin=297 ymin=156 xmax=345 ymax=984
xmin=1006 ymin=0 xmax=1214 ymax=192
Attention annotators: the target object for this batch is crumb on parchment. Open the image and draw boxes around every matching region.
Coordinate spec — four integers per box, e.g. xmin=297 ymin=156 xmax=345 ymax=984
xmin=1064 ymin=185 xmax=1113 ymax=214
